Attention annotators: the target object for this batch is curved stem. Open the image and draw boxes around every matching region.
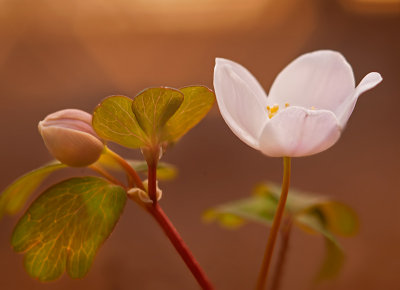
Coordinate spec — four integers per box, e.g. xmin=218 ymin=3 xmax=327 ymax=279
xmin=256 ymin=157 xmax=291 ymax=290
xmin=147 ymin=204 xmax=214 ymax=290
xmin=106 ymin=148 xmax=145 ymax=190
xmin=270 ymin=219 xmax=293 ymax=290
xmin=89 ymin=164 xmax=127 ymax=189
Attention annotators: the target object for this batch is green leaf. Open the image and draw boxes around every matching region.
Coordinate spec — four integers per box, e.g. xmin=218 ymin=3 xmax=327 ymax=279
xmin=203 ymin=194 xmax=278 ymax=228
xmin=314 ymin=201 xmax=359 ymax=237
xmin=92 ymin=95 xmax=148 ymax=148
xmin=163 ymin=86 xmax=215 ymax=142
xmin=203 ymin=210 xmax=245 ymax=229
xmin=315 ymin=239 xmax=345 ymax=283
xmin=11 ymin=176 xmax=126 ymax=281
xmin=95 ymin=151 xmax=178 ymax=181
xmin=127 ymin=160 xmax=178 ymax=181
xmin=0 ymin=162 xmax=66 ymax=220
xmin=287 ymin=204 xmax=347 ymax=283
xmin=131 ymin=87 xmax=184 ymax=140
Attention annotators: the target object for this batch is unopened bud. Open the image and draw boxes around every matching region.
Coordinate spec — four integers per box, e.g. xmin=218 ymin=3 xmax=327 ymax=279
xmin=38 ymin=109 xmax=104 ymax=167
xmin=127 ymin=179 xmax=162 ymax=204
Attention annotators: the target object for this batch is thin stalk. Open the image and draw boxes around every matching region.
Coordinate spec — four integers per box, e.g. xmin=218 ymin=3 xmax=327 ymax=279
xmin=106 ymin=148 xmax=145 ymax=190
xmin=89 ymin=164 xmax=126 ymax=189
xmin=147 ymin=157 xmax=158 ymax=204
xmin=147 ymin=203 xmax=214 ymax=290
xmin=256 ymin=157 xmax=291 ymax=290
xmin=270 ymin=219 xmax=293 ymax=290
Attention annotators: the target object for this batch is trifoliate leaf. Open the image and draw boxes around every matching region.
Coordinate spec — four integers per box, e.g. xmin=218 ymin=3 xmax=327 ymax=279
xmin=11 ymin=177 xmax=126 ymax=281
xmin=0 ymin=162 xmax=66 ymax=220
xmin=163 ymin=86 xmax=215 ymax=142
xmin=131 ymin=87 xmax=184 ymax=141
xmin=92 ymin=95 xmax=148 ymax=148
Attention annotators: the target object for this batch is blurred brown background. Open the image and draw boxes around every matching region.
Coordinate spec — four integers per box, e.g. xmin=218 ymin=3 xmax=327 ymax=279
xmin=0 ymin=0 xmax=399 ymax=289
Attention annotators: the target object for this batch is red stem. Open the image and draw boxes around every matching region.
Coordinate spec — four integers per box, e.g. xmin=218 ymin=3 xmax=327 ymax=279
xmin=147 ymin=204 xmax=214 ymax=290
xmin=147 ymin=160 xmax=158 ymax=204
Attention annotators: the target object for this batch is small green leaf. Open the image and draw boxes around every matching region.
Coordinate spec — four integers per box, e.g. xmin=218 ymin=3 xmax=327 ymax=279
xmin=12 ymin=176 xmax=126 ymax=281
xmin=254 ymin=183 xmax=324 ymax=214
xmin=314 ymin=201 xmax=359 ymax=237
xmin=131 ymin=87 xmax=184 ymax=140
xmin=95 ymin=151 xmax=178 ymax=181
xmin=203 ymin=210 xmax=245 ymax=229
xmin=294 ymin=210 xmax=346 ymax=282
xmin=163 ymin=86 xmax=215 ymax=142
xmin=127 ymin=160 xmax=178 ymax=181
xmin=203 ymin=195 xmax=278 ymax=228
xmin=92 ymin=95 xmax=148 ymax=148
xmin=0 ymin=162 xmax=66 ymax=220
xmin=315 ymin=239 xmax=345 ymax=283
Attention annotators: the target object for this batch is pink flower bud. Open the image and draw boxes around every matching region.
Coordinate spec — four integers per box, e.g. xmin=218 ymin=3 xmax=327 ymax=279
xmin=38 ymin=109 xmax=104 ymax=167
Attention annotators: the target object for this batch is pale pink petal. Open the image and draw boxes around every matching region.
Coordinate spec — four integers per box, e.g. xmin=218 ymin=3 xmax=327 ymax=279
xmin=214 ymin=58 xmax=268 ymax=149
xmin=268 ymin=50 xmax=355 ymax=114
xmin=258 ymin=106 xmax=341 ymax=157
xmin=336 ymin=72 xmax=382 ymax=128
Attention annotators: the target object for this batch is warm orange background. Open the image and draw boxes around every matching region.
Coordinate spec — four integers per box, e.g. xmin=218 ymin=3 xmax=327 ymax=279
xmin=0 ymin=0 xmax=399 ymax=289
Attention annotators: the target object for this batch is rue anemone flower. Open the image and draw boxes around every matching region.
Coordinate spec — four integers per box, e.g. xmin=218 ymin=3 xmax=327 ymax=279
xmin=213 ymin=50 xmax=382 ymax=157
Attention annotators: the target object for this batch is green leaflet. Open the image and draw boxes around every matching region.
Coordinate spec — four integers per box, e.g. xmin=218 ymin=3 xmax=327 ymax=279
xmin=131 ymin=87 xmax=184 ymax=140
xmin=95 ymin=151 xmax=178 ymax=181
xmin=92 ymin=95 xmax=149 ymax=148
xmin=127 ymin=160 xmax=178 ymax=181
xmin=11 ymin=177 xmax=126 ymax=281
xmin=0 ymin=162 xmax=66 ymax=220
xmin=163 ymin=86 xmax=215 ymax=142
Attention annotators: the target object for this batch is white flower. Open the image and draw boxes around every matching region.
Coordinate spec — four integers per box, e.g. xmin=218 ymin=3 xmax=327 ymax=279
xmin=213 ymin=50 xmax=382 ymax=157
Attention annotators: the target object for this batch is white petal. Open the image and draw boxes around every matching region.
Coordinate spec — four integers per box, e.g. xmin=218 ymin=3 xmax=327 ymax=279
xmin=336 ymin=72 xmax=382 ymax=128
xmin=214 ymin=58 xmax=268 ymax=149
xmin=268 ymin=50 xmax=355 ymax=114
xmin=258 ymin=107 xmax=341 ymax=157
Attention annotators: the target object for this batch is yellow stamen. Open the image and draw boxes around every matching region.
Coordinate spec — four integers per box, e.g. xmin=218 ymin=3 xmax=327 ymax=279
xmin=266 ymin=106 xmax=270 ymax=111
xmin=285 ymin=103 xmax=289 ymax=108
xmin=311 ymin=106 xmax=316 ymax=110
xmin=268 ymin=105 xmax=279 ymax=119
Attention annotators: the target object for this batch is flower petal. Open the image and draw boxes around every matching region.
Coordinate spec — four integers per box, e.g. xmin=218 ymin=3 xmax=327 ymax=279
xmin=214 ymin=58 xmax=268 ymax=149
xmin=268 ymin=50 xmax=355 ymax=114
xmin=258 ymin=107 xmax=341 ymax=157
xmin=336 ymin=72 xmax=382 ymax=128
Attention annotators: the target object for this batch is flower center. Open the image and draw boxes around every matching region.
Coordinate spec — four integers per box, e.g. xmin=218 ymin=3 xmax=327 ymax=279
xmin=267 ymin=103 xmax=290 ymax=119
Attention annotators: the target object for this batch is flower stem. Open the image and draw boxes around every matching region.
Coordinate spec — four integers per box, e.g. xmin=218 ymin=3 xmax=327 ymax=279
xmin=147 ymin=151 xmax=158 ymax=204
xmin=256 ymin=157 xmax=291 ymax=290
xmin=270 ymin=219 xmax=293 ymax=290
xmin=147 ymin=204 xmax=214 ymax=290
xmin=106 ymin=148 xmax=145 ymax=190
xmin=89 ymin=164 xmax=126 ymax=189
